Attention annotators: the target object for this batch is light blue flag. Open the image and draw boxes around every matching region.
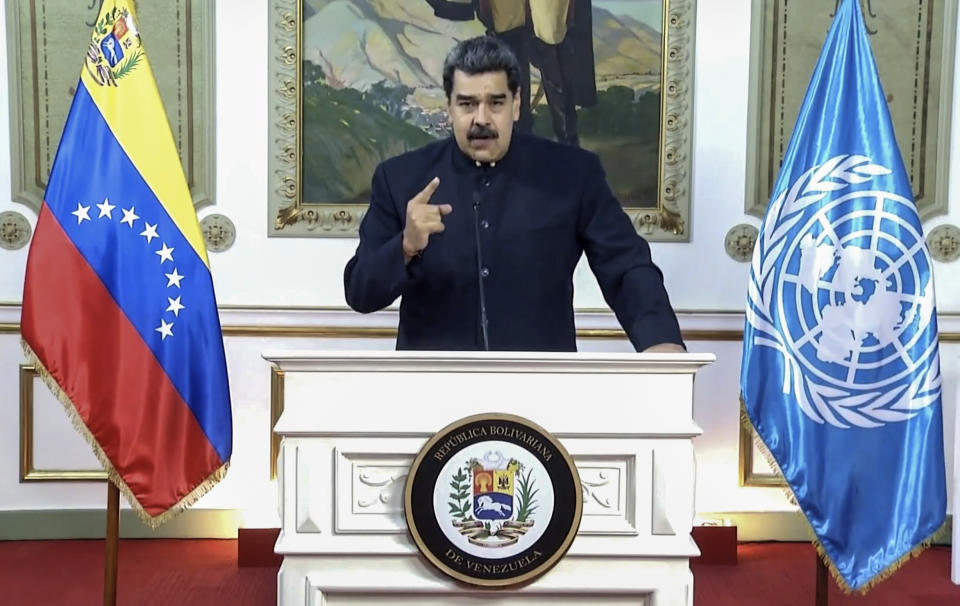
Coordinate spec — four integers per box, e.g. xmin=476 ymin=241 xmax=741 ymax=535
xmin=741 ymin=0 xmax=946 ymax=592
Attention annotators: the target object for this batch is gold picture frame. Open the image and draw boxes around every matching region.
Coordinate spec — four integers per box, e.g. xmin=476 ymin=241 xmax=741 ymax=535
xmin=19 ymin=365 xmax=107 ymax=482
xmin=270 ymin=366 xmax=284 ymax=480
xmin=738 ymin=417 xmax=786 ymax=488
xmin=267 ymin=0 xmax=697 ymax=241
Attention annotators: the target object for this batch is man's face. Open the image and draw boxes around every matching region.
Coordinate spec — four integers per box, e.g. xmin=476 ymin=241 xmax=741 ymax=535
xmin=448 ymin=69 xmax=521 ymax=163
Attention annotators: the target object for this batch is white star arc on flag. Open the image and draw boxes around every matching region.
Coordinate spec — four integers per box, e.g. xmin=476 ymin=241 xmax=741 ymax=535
xmin=155 ymin=319 xmax=174 ymax=340
xmin=120 ymin=207 xmax=139 ymax=227
xmin=96 ymin=197 xmax=115 ymax=219
xmin=155 ymin=243 xmax=174 ymax=264
xmin=166 ymin=296 xmax=185 ymax=317
xmin=165 ymin=268 xmax=184 ymax=288
xmin=72 ymin=203 xmax=91 ymax=224
xmin=140 ymin=222 xmax=159 ymax=243
xmin=71 ymin=195 xmax=189 ymax=344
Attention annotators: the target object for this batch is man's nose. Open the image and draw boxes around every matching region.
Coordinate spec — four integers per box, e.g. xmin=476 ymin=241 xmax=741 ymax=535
xmin=475 ymin=103 xmax=490 ymax=124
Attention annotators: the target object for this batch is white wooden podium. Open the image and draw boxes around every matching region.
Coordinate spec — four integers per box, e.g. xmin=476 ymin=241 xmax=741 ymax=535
xmin=265 ymin=351 xmax=714 ymax=605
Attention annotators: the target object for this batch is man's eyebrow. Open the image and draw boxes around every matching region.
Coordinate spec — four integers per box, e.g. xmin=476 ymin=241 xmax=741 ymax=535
xmin=454 ymin=93 xmax=508 ymax=101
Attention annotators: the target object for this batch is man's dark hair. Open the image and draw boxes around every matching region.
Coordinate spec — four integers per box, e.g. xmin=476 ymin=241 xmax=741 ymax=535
xmin=442 ymin=35 xmax=521 ymax=100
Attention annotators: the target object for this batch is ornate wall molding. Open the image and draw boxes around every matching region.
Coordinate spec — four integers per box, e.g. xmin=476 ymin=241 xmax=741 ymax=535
xmin=334 ymin=448 xmax=412 ymax=533
xmin=927 ymin=224 xmax=960 ymax=263
xmin=0 ymin=211 xmax=32 ymax=250
xmin=575 ymin=456 xmax=637 ymax=535
xmin=738 ymin=416 xmax=785 ymax=488
xmin=723 ymin=223 xmax=758 ymax=262
xmin=19 ymin=365 xmax=107 ymax=482
xmin=15 ymin=312 xmax=960 ymax=487
xmin=200 ymin=213 xmax=236 ymax=252
xmin=646 ymin=0 xmax=695 ymax=239
xmin=6 ymin=306 xmax=960 ymax=343
xmin=744 ymin=0 xmax=957 ymax=220
xmin=5 ymin=1 xmax=217 ymax=212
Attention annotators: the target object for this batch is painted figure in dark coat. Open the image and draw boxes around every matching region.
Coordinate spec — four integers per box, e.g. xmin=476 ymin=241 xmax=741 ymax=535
xmin=427 ymin=0 xmax=596 ymax=145
xmin=344 ymin=36 xmax=683 ymax=353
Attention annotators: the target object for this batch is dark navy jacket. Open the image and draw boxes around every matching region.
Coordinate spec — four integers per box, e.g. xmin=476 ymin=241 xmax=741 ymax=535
xmin=343 ymin=133 xmax=683 ymax=351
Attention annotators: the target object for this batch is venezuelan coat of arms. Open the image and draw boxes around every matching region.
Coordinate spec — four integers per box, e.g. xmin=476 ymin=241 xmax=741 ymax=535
xmin=85 ymin=6 xmax=143 ymax=86
xmin=405 ymin=414 xmax=581 ymax=586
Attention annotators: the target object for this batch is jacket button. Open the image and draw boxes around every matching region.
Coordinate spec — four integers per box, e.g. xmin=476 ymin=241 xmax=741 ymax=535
xmin=480 ymin=220 xmax=489 ymax=229
xmin=480 ymin=267 xmax=490 ymax=278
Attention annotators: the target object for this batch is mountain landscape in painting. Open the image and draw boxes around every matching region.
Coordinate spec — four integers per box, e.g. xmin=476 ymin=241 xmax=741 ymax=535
xmin=301 ymin=0 xmax=663 ymax=207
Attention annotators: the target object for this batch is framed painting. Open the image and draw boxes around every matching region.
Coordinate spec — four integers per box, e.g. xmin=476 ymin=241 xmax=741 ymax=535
xmin=745 ymin=0 xmax=957 ymax=219
xmin=268 ymin=0 xmax=696 ymax=240
xmin=5 ymin=0 xmax=216 ymax=213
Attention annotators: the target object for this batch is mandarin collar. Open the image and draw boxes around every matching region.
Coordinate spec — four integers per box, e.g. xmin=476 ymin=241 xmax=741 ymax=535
xmin=450 ymin=131 xmax=520 ymax=173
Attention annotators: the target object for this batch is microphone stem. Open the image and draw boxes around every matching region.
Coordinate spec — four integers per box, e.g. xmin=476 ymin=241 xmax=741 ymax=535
xmin=473 ymin=197 xmax=490 ymax=351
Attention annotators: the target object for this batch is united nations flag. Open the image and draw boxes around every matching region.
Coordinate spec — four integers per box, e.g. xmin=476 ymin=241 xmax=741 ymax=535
xmin=740 ymin=0 xmax=946 ymax=592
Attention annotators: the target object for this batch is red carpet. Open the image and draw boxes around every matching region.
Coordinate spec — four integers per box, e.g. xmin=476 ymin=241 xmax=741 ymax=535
xmin=695 ymin=543 xmax=959 ymax=606
xmin=0 ymin=539 xmax=956 ymax=605
xmin=0 ymin=539 xmax=275 ymax=606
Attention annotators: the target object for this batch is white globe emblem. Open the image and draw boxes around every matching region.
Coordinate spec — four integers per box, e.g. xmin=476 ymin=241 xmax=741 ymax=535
xmin=748 ymin=155 xmax=941 ymax=429
xmin=778 ymin=189 xmax=936 ymax=389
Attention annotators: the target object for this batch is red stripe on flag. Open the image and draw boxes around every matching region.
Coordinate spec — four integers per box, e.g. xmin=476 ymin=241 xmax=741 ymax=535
xmin=22 ymin=207 xmax=223 ymax=516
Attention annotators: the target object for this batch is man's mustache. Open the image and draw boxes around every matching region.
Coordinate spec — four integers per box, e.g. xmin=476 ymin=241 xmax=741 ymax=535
xmin=467 ymin=124 xmax=498 ymax=140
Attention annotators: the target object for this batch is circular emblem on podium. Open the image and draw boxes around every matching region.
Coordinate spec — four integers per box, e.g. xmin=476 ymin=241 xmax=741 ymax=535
xmin=404 ymin=413 xmax=582 ymax=587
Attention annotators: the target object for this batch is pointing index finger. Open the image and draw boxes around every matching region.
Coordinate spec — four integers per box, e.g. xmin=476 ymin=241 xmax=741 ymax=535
xmin=410 ymin=177 xmax=440 ymax=205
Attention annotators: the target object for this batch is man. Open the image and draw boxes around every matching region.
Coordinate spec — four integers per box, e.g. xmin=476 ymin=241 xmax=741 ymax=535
xmin=427 ymin=0 xmax=595 ymax=144
xmin=344 ymin=36 xmax=683 ymax=353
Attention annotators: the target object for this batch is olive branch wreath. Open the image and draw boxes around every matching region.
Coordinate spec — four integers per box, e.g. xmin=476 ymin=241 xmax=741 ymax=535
xmin=447 ymin=463 xmax=472 ymax=521
xmin=746 ymin=155 xmax=940 ymax=429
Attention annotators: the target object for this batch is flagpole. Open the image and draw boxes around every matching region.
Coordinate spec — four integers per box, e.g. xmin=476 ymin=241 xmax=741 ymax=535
xmin=103 ymin=481 xmax=119 ymax=606
xmin=815 ymin=555 xmax=828 ymax=606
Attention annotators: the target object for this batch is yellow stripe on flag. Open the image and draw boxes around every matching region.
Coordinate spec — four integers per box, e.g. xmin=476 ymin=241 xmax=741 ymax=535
xmin=79 ymin=1 xmax=208 ymax=267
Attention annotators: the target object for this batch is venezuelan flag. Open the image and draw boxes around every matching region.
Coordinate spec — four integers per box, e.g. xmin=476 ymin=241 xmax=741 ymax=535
xmin=20 ymin=1 xmax=231 ymax=525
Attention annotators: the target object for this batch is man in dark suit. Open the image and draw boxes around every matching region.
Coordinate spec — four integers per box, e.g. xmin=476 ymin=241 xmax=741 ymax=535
xmin=427 ymin=0 xmax=596 ymax=145
xmin=344 ymin=36 xmax=683 ymax=353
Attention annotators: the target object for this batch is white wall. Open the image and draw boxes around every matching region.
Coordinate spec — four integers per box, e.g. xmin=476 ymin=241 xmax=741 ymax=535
xmin=0 ymin=0 xmax=957 ymax=529
xmin=0 ymin=0 xmax=767 ymax=311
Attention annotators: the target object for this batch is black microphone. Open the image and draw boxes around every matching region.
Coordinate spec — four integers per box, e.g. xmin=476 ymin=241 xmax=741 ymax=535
xmin=472 ymin=190 xmax=490 ymax=351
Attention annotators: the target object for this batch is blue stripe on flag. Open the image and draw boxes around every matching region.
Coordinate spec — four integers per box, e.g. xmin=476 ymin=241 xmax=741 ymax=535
xmin=43 ymin=82 xmax=232 ymax=462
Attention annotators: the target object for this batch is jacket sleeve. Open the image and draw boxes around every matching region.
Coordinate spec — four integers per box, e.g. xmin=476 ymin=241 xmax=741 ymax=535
xmin=343 ymin=164 xmax=422 ymax=313
xmin=577 ymin=153 xmax=684 ymax=352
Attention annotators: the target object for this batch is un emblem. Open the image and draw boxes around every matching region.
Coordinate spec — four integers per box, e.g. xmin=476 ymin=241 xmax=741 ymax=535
xmin=747 ymin=155 xmax=941 ymax=429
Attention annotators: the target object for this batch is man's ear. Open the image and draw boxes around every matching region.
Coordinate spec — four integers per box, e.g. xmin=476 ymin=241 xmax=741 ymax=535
xmin=512 ymin=88 xmax=521 ymax=122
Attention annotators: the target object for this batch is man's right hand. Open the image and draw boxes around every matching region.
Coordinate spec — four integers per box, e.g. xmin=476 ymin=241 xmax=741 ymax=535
xmin=402 ymin=177 xmax=452 ymax=263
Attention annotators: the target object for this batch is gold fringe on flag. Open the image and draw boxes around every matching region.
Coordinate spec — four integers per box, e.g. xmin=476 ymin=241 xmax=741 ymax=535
xmin=22 ymin=339 xmax=229 ymax=529
xmin=739 ymin=395 xmax=945 ymax=594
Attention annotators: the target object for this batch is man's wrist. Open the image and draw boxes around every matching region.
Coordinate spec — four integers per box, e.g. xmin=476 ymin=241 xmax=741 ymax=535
xmin=401 ymin=236 xmax=423 ymax=263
